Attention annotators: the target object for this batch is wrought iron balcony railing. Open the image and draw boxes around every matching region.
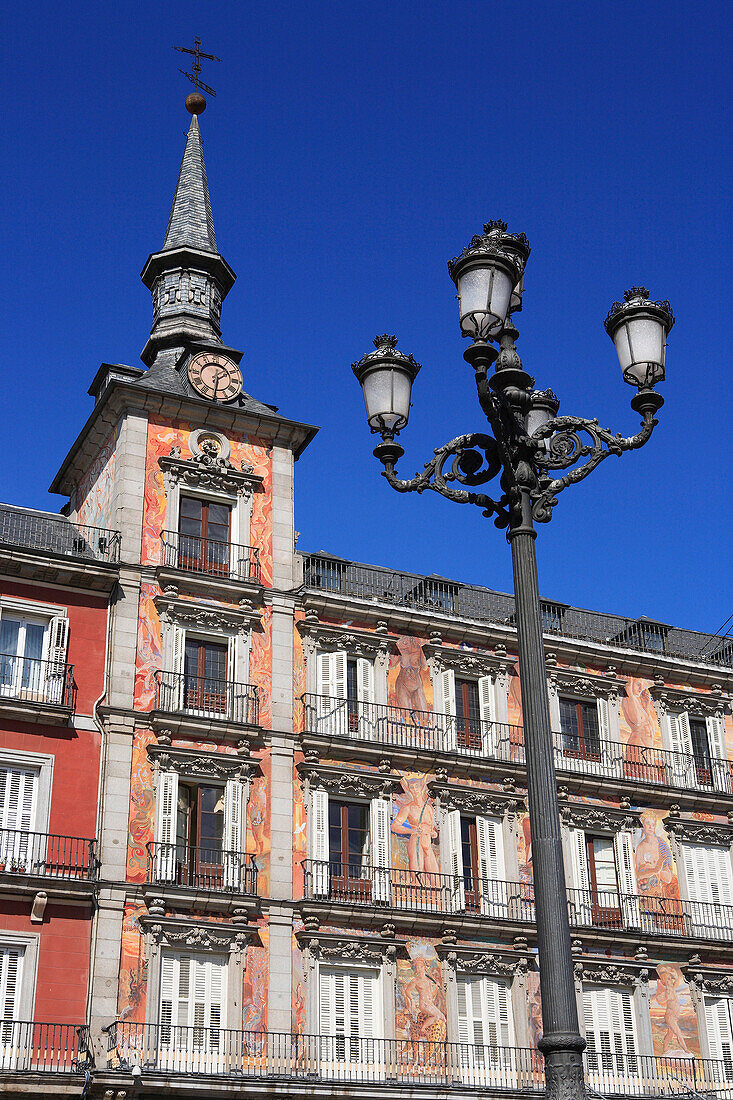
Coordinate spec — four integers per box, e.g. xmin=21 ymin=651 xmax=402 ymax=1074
xmin=303 ymin=862 xmax=536 ymax=921
xmin=301 ymin=695 xmax=731 ymax=796
xmin=154 ymin=671 xmax=259 ymax=726
xmin=0 ymin=1021 xmax=93 ymax=1073
xmin=105 ymin=1023 xmax=733 ymax=1096
xmin=0 ymin=507 xmax=120 ymax=564
xmin=303 ymin=863 xmax=733 ymax=944
xmin=160 ymin=531 xmax=260 ymax=583
xmin=301 ymin=694 xmax=522 ymax=759
xmin=302 ymin=553 xmax=733 ymax=669
xmin=146 ymin=843 xmax=257 ymax=894
xmin=0 ymin=829 xmax=96 ymax=881
xmin=0 ymin=654 xmax=75 ymax=709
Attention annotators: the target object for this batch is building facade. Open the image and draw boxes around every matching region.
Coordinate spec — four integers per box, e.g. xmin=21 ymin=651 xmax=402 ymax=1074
xmin=0 ymin=106 xmax=732 ymax=1099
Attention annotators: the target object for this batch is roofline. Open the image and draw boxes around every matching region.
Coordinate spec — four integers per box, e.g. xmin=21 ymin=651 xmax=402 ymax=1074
xmin=50 ymin=378 xmax=319 ymax=496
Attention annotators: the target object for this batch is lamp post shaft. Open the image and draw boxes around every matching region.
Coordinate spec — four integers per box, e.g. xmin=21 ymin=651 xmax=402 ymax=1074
xmin=508 ymin=489 xmax=586 ymax=1099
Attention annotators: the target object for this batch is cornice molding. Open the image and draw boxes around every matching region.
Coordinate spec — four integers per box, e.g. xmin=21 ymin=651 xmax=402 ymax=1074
xmin=429 ymin=779 xmax=525 ymax=820
xmin=147 ymin=743 xmax=256 ymax=783
xmin=559 ymin=800 xmax=639 ymax=834
xmin=438 ymin=946 xmax=531 ymax=978
xmin=649 ymin=682 xmax=730 ymax=718
xmin=423 ymin=642 xmax=513 ymax=680
xmin=140 ymin=915 xmax=259 ymax=954
xmin=297 ymin=615 xmax=397 ymax=659
xmin=154 ymin=589 xmax=260 ymax=633
xmin=546 ymin=666 xmax=625 ymax=701
xmin=296 ymin=929 xmax=408 ymax=965
xmin=685 ymin=966 xmax=733 ymax=994
xmin=666 ymin=814 xmax=733 ymax=846
xmin=574 ymin=959 xmax=648 ymax=986
xmin=159 ymin=449 xmax=263 ymax=499
xmin=296 ymin=760 xmax=401 ymax=798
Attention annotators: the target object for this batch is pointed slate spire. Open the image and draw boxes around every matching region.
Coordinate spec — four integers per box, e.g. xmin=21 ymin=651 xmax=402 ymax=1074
xmin=162 ymin=114 xmax=217 ymax=253
xmin=140 ymin=110 xmax=235 ymax=368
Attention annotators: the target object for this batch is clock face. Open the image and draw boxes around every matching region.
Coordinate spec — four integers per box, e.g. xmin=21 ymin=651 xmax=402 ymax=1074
xmin=187 ymin=352 xmax=243 ymax=402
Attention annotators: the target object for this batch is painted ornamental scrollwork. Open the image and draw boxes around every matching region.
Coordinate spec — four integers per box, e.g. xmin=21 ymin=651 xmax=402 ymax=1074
xmin=141 ymin=916 xmax=258 ymax=955
xmin=429 ymin=779 xmax=525 ymax=821
xmin=546 ymin=667 xmax=625 ymax=703
xmin=147 ymin=743 xmax=256 ymax=784
xmin=155 ymin=590 xmax=260 ymax=634
xmin=159 ymin=440 xmax=263 ymax=499
xmin=297 ymin=615 xmax=397 ymax=661
xmin=424 ymin=643 xmax=513 ymax=680
xmin=559 ymin=802 xmax=638 ymax=834
xmin=441 ymin=948 xmax=531 ymax=979
xmin=685 ymin=968 xmax=733 ymax=995
xmin=573 ymin=960 xmax=647 ymax=987
xmin=665 ymin=817 xmax=733 ymax=847
xmin=650 ymin=682 xmax=729 ymax=719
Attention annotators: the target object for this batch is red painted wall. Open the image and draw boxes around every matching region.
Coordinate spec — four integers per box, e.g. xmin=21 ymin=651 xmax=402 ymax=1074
xmin=0 ymin=579 xmax=107 ymax=715
xmin=0 ymin=901 xmax=91 ymax=1022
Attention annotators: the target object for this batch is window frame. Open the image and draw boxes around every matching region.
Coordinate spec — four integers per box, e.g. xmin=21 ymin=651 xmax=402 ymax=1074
xmin=0 ymin=749 xmax=53 ymax=839
xmin=0 ymin=931 xmax=40 ymax=1023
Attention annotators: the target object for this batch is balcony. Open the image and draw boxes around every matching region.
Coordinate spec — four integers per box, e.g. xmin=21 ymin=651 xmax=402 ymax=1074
xmin=301 ymin=553 xmax=733 ymax=670
xmin=302 ymin=863 xmax=733 ymax=947
xmin=159 ymin=531 xmax=261 ymax=593
xmin=104 ymin=1023 xmax=733 ymax=1097
xmin=153 ymin=671 xmax=260 ymax=741
xmin=0 ymin=1021 xmax=93 ymax=1074
xmin=301 ymin=695 xmax=733 ymax=803
xmin=146 ymin=842 xmax=258 ymax=897
xmin=0 ymin=829 xmax=96 ymax=906
xmin=0 ymin=506 xmax=120 ymax=590
xmin=0 ymin=655 xmax=75 ymax=722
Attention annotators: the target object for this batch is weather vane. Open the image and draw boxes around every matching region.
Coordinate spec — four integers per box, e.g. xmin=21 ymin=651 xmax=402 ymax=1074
xmin=174 ymin=36 xmax=221 ymax=113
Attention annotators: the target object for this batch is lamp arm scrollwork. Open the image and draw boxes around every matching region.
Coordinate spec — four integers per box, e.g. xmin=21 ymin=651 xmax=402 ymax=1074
xmin=530 ymin=409 xmax=658 ymax=523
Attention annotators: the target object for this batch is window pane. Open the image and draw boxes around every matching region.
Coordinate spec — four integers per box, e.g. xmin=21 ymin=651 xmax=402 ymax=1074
xmin=0 ymin=620 xmax=20 ymax=658
xmin=23 ymin=623 xmax=44 ymax=663
xmin=559 ymin=697 xmax=580 ymax=749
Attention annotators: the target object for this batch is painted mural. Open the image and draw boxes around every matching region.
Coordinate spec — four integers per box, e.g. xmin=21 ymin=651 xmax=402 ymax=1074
xmin=134 ymin=582 xmax=163 ymax=711
xmin=391 ymin=773 xmax=439 ymax=874
xmin=632 ymin=809 xmax=680 ymax=914
xmin=396 ymin=942 xmax=447 ymax=1048
xmin=243 ymin=922 xmax=269 ymax=1032
xmin=127 ymin=728 xmax=156 ymax=883
xmin=73 ymin=424 xmax=118 ymax=532
xmin=117 ymin=901 xmax=147 ymax=1022
xmin=527 ymin=971 xmax=543 ymax=1048
xmin=388 ymin=636 xmax=433 ymax=712
xmin=649 ymin=965 xmax=700 ymax=1058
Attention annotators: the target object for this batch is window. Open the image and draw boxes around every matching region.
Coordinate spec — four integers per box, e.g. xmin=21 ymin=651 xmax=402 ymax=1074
xmin=705 ymin=996 xmax=733 ymax=1080
xmin=583 ymin=987 xmax=638 ymax=1087
xmin=0 ymin=765 xmax=37 ymax=871
xmin=178 ymin=496 xmax=232 ymax=577
xmin=0 ymin=608 xmax=68 ymax=705
xmin=559 ymin=698 xmax=601 ymax=759
xmin=435 ymin=670 xmax=498 ymax=755
xmin=319 ymin=965 xmax=382 ymax=1076
xmin=183 ymin=638 xmax=228 ymax=716
xmin=569 ymin=829 xmax=638 ymax=930
xmin=310 ymin=790 xmax=390 ymax=902
xmin=680 ymin=843 xmax=733 ymax=939
xmin=159 ymin=951 xmax=226 ymax=1070
xmin=665 ymin=712 xmax=727 ymax=791
xmin=315 ymin=651 xmax=374 ymax=738
xmin=457 ymin=975 xmax=514 ymax=1082
xmin=154 ymin=771 xmax=245 ymax=890
xmin=442 ymin=810 xmax=505 ymax=917
xmin=0 ymin=944 xmax=24 ymax=1067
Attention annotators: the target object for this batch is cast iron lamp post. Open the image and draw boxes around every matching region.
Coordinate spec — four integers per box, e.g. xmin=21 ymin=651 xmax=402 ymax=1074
xmin=352 ymin=221 xmax=674 ymax=1100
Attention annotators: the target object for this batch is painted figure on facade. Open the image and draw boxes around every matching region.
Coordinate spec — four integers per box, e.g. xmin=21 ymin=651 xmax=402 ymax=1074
xmin=650 ymin=965 xmax=699 ymax=1057
xmin=634 ymin=810 xmax=677 ymax=901
xmin=392 ymin=774 xmax=439 ymax=874
xmin=396 ymin=946 xmax=447 ymax=1063
xmin=393 ymin=636 xmax=431 ymax=713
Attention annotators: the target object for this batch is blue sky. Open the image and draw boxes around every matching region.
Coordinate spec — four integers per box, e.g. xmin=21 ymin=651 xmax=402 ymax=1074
xmin=2 ymin=1 xmax=731 ymax=635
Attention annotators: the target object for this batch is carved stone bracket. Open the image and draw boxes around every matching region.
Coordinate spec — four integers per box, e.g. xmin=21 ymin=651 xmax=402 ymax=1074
xmin=147 ymin=743 xmax=257 ymax=783
xmin=296 ymin=761 xmax=401 ymax=799
xmin=559 ymin=801 xmax=639 ymax=834
xmin=429 ymin=779 xmax=525 ymax=820
xmin=298 ymin=618 xmax=397 ymax=660
xmin=140 ymin=915 xmax=260 ymax=955
xmin=159 ymin=449 xmax=263 ymax=499
xmin=547 ymin=667 xmax=625 ymax=701
xmin=155 ymin=591 xmax=260 ymax=633
xmin=423 ymin=643 xmax=512 ymax=680
xmin=650 ymin=682 xmax=730 ymax=718
xmin=666 ymin=817 xmax=733 ymax=846
xmin=438 ymin=945 xmax=532 ymax=978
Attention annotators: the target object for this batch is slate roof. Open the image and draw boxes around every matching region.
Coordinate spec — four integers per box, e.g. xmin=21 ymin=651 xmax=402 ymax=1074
xmin=162 ymin=114 xmax=217 ymax=253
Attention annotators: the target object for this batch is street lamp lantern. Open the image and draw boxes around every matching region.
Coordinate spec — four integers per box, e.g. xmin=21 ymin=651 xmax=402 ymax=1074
xmin=351 ymin=334 xmax=421 ymax=438
xmin=605 ymin=286 xmax=675 ymax=391
xmin=447 ymin=220 xmax=531 ymax=341
xmin=352 ymin=220 xmax=673 ymax=1100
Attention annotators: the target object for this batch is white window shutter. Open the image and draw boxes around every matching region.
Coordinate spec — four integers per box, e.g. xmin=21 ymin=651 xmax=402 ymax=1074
xmin=441 ymin=808 xmax=465 ymax=911
xmin=596 ymin=697 xmax=611 ymax=741
xmin=481 ymin=976 xmax=514 ymax=1047
xmin=159 ymin=952 xmax=178 ymax=1040
xmin=706 ymin=716 xmax=729 ymax=792
xmin=44 ymin=615 xmax=69 ymax=703
xmin=456 ymin=977 xmax=473 ymax=1045
xmin=317 ymin=652 xmax=334 ymax=697
xmin=614 ymin=831 xmax=640 ymax=928
xmin=569 ymin=829 xmax=592 ymax=925
xmin=584 ymin=987 xmax=638 ymax=1081
xmin=169 ymin=626 xmax=185 ymax=709
xmin=369 ymin=798 xmax=391 ymax=903
xmin=357 ymin=659 xmax=375 ymax=705
xmin=437 ymin=669 xmax=457 ymax=752
xmin=316 ymin=652 xmax=347 ymax=737
xmin=333 ymin=651 xmax=348 ymax=699
xmin=0 ymin=945 xmax=23 ymax=1021
xmin=311 ymin=788 xmax=329 ymax=896
xmin=476 ymin=816 xmax=506 ymax=917
xmin=667 ymin=712 xmax=694 ymax=787
xmin=478 ymin=676 xmax=497 ymax=756
xmin=223 ymin=780 xmax=245 ymax=889
xmin=155 ymin=770 xmax=179 ymax=882
xmin=705 ymin=997 xmax=733 ymax=1074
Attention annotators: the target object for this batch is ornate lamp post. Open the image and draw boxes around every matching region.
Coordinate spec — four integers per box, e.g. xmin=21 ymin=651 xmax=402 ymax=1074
xmin=352 ymin=221 xmax=674 ymax=1100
